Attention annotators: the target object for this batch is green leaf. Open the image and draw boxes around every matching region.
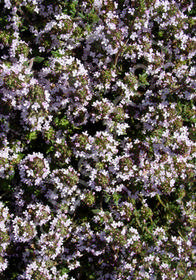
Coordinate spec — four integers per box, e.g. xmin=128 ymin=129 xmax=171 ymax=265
xmin=70 ymin=0 xmax=78 ymax=16
xmin=34 ymin=56 xmax=44 ymax=63
xmin=78 ymin=12 xmax=85 ymax=19
xmin=138 ymin=73 xmax=149 ymax=86
xmin=51 ymin=50 xmax=63 ymax=58
xmin=113 ymin=192 xmax=121 ymax=206
xmin=158 ymin=31 xmax=164 ymax=38
xmin=28 ymin=131 xmax=37 ymax=141
xmin=105 ymin=196 xmax=110 ymax=203
xmin=59 ymin=118 xmax=69 ymax=127
xmin=61 ymin=267 xmax=69 ymax=275
xmin=46 ymin=146 xmax=54 ymax=154
xmin=92 ymin=209 xmax=101 ymax=214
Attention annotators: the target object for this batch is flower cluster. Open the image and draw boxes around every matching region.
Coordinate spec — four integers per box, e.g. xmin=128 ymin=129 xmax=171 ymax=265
xmin=0 ymin=202 xmax=10 ymax=273
xmin=18 ymin=152 xmax=50 ymax=186
xmin=0 ymin=0 xmax=195 ymax=279
xmin=11 ymin=216 xmax=37 ymax=243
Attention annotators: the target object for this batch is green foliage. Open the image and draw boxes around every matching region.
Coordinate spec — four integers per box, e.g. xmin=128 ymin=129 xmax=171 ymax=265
xmin=72 ymin=26 xmax=84 ymax=39
xmin=91 ymin=209 xmax=101 ymax=215
xmin=0 ymin=30 xmax=12 ymax=46
xmin=54 ymin=116 xmax=67 ymax=128
xmin=158 ymin=31 xmax=164 ymax=38
xmin=51 ymin=50 xmax=64 ymax=58
xmin=87 ymin=8 xmax=99 ymax=24
xmin=112 ymin=192 xmax=121 ymax=206
xmin=27 ymin=131 xmax=37 ymax=141
xmin=60 ymin=267 xmax=69 ymax=276
xmin=61 ymin=0 xmax=79 ymax=18
xmin=135 ymin=0 xmax=148 ymax=15
xmin=177 ymin=101 xmax=196 ymax=123
xmin=138 ymin=73 xmax=149 ymax=86
xmin=33 ymin=56 xmax=45 ymax=63
xmin=84 ymin=192 xmax=95 ymax=206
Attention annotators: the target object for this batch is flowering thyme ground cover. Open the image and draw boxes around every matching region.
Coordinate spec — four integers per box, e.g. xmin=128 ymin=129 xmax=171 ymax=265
xmin=0 ymin=0 xmax=195 ymax=279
